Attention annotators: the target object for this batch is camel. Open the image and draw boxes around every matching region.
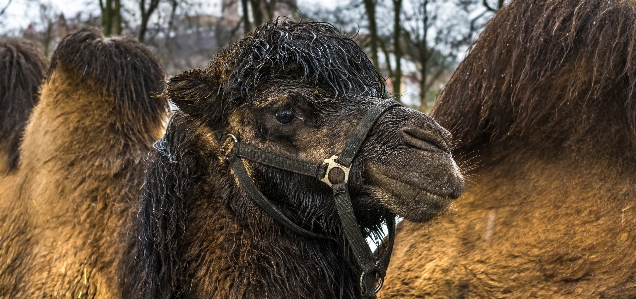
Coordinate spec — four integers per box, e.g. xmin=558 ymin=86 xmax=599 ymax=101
xmin=0 ymin=37 xmax=47 ymax=175
xmin=380 ymin=0 xmax=636 ymax=297
xmin=0 ymin=27 xmax=168 ymax=298
xmin=122 ymin=20 xmax=464 ymax=299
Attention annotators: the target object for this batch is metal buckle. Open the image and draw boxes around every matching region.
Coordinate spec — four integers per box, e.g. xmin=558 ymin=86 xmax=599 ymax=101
xmin=320 ymin=155 xmax=350 ymax=187
xmin=220 ymin=133 xmax=238 ymax=160
xmin=359 ymin=269 xmax=384 ymax=297
xmin=375 ymin=277 xmax=384 ymax=294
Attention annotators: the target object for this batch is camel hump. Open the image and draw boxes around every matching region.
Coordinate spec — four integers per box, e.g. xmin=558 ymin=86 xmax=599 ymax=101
xmin=434 ymin=0 xmax=636 ymax=157
xmin=47 ymin=27 xmax=167 ymax=121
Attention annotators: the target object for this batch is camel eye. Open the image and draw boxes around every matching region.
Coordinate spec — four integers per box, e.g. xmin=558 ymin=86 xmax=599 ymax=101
xmin=275 ymin=108 xmax=295 ymax=124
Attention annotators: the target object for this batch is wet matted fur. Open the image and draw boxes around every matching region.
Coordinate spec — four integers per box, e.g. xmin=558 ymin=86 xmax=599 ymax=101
xmin=380 ymin=0 xmax=636 ymax=298
xmin=0 ymin=37 xmax=47 ymax=174
xmin=0 ymin=27 xmax=167 ymax=298
xmin=123 ymin=20 xmax=464 ymax=299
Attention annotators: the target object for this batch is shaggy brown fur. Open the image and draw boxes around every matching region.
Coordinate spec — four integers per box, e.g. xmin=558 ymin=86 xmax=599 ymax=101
xmin=123 ymin=20 xmax=464 ymax=299
xmin=0 ymin=27 xmax=167 ymax=298
xmin=380 ymin=0 xmax=636 ymax=297
xmin=0 ymin=37 xmax=47 ymax=174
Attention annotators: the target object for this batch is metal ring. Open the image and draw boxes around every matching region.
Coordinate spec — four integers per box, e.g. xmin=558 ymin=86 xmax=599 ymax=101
xmin=224 ymin=133 xmax=238 ymax=143
xmin=320 ymin=155 xmax=350 ymax=187
xmin=359 ymin=270 xmax=385 ymax=296
xmin=374 ymin=277 xmax=384 ymax=294
xmin=220 ymin=133 xmax=238 ymax=159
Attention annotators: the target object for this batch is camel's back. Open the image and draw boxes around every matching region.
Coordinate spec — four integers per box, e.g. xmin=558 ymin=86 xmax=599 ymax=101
xmin=380 ymin=151 xmax=636 ymax=298
xmin=380 ymin=0 xmax=636 ymax=297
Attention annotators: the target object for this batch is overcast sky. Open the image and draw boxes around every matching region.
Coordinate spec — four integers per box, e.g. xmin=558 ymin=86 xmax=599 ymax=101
xmin=1 ymin=0 xmax=337 ymax=33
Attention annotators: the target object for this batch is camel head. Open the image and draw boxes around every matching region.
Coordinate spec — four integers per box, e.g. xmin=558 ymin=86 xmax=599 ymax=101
xmin=168 ymin=20 xmax=463 ymax=230
xmin=127 ymin=20 xmax=466 ymax=298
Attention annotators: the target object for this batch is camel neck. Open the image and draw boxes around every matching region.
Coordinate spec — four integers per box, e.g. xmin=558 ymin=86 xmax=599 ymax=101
xmin=178 ymin=187 xmax=361 ymax=298
xmin=0 ymin=143 xmax=11 ymax=175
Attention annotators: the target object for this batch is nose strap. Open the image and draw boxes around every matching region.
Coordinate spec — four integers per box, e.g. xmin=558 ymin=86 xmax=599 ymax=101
xmin=335 ymin=99 xmax=401 ymax=167
xmin=231 ymin=141 xmax=328 ymax=179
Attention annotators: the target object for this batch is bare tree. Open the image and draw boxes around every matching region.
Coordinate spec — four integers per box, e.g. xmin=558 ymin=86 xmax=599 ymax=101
xmin=39 ymin=5 xmax=56 ymax=56
xmin=244 ymin=0 xmax=297 ymax=29
xmin=99 ymin=0 xmax=122 ymax=36
xmin=302 ymin=0 xmax=482 ymax=109
xmin=0 ymin=0 xmax=12 ymax=17
xmin=482 ymin=0 xmax=504 ymax=12
xmin=391 ymin=0 xmax=402 ymax=100
xmin=21 ymin=2 xmax=59 ymax=56
xmin=361 ymin=0 xmax=380 ymax=69
xmin=249 ymin=0 xmax=271 ymax=26
xmin=371 ymin=0 xmax=402 ymax=101
xmin=401 ymin=0 xmax=470 ymax=111
xmin=138 ymin=0 xmax=161 ymax=42
xmin=241 ymin=0 xmax=250 ymax=32
xmin=145 ymin=0 xmax=225 ymax=75
xmin=164 ymin=0 xmax=179 ymax=46
xmin=456 ymin=0 xmax=508 ymax=34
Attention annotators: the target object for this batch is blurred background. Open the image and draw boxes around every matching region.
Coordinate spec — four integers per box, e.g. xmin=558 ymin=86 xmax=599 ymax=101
xmin=0 ymin=0 xmax=506 ymax=111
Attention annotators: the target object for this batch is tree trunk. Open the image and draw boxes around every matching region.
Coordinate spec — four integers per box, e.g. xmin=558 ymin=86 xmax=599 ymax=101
xmin=418 ymin=0 xmax=429 ymax=112
xmin=362 ymin=0 xmax=380 ymax=70
xmin=483 ymin=0 xmax=504 ymax=12
xmin=241 ymin=0 xmax=251 ymax=33
xmin=114 ymin=0 xmax=122 ymax=35
xmin=138 ymin=0 xmax=161 ymax=43
xmin=0 ymin=0 xmax=12 ymax=17
xmin=392 ymin=0 xmax=403 ymax=101
xmin=99 ymin=0 xmax=121 ymax=36
xmin=419 ymin=73 xmax=427 ymax=112
xmin=165 ymin=0 xmax=178 ymax=47
xmin=249 ymin=0 xmax=263 ymax=27
xmin=100 ymin=0 xmax=112 ymax=36
xmin=267 ymin=0 xmax=277 ymax=20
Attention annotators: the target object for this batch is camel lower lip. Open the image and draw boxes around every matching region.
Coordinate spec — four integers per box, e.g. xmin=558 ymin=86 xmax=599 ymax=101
xmin=368 ymin=168 xmax=453 ymax=222
xmin=411 ymin=187 xmax=446 ymax=203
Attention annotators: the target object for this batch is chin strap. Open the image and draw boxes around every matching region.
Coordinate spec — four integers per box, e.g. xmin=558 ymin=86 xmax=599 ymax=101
xmin=222 ymin=98 xmax=400 ymax=298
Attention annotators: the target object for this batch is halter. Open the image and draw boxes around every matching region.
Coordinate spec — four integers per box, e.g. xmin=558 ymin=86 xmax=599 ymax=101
xmin=221 ymin=98 xmax=400 ymax=298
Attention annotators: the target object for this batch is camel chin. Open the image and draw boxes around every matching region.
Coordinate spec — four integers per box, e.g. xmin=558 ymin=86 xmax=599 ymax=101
xmin=367 ymin=160 xmax=463 ymax=223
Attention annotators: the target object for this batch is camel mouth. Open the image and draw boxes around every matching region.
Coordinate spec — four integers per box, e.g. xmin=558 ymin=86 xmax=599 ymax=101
xmin=366 ymin=164 xmax=460 ymax=223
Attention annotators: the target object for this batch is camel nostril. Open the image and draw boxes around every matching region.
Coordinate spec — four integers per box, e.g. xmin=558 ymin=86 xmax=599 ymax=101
xmin=402 ymin=127 xmax=451 ymax=153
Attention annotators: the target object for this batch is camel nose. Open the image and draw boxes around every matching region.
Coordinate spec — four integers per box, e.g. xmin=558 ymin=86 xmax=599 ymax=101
xmin=401 ymin=126 xmax=451 ymax=153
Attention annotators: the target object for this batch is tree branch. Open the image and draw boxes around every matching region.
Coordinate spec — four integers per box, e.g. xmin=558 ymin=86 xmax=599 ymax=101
xmin=483 ymin=0 xmax=496 ymax=12
xmin=0 ymin=0 xmax=13 ymax=17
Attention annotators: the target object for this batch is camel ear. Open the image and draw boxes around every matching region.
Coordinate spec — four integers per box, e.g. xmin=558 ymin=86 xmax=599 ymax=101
xmin=166 ymin=68 xmax=227 ymax=128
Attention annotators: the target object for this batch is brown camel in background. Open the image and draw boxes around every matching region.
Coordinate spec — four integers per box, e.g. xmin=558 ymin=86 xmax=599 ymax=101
xmin=380 ymin=0 xmax=636 ymax=297
xmin=0 ymin=38 xmax=47 ymax=282
xmin=0 ymin=27 xmax=167 ymax=298
xmin=0 ymin=37 xmax=47 ymax=175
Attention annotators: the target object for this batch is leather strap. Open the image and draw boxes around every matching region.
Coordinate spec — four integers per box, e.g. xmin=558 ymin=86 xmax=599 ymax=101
xmin=229 ymin=154 xmax=333 ymax=240
xmin=234 ymin=142 xmax=328 ymax=179
xmin=336 ymin=99 xmax=401 ymax=167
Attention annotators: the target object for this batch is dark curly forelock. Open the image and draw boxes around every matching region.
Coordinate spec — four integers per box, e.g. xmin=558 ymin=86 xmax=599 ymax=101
xmin=213 ymin=19 xmax=386 ymax=106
